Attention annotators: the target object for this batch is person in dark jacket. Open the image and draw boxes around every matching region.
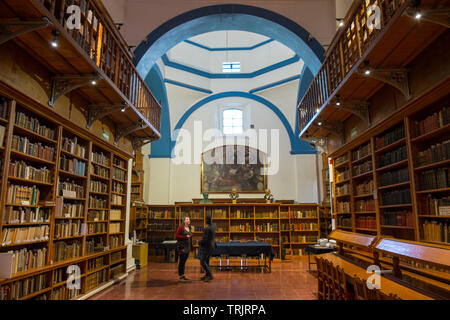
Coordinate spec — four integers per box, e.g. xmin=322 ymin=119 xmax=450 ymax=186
xmin=176 ymin=217 xmax=192 ymax=282
xmin=199 ymin=216 xmax=217 ymax=282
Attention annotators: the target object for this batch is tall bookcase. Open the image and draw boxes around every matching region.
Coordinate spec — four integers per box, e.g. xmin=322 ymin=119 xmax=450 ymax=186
xmin=131 ymin=150 xmax=144 ymax=202
xmin=130 ymin=204 xmax=148 ymax=242
xmin=0 ymin=95 xmax=130 ymax=300
xmin=147 ymin=205 xmax=177 ymax=259
xmin=331 ymin=95 xmax=450 ymax=244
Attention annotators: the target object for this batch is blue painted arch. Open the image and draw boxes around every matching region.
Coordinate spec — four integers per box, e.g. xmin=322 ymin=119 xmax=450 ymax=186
xmin=170 ymin=92 xmax=316 ymax=156
xmin=134 ymin=4 xmax=325 ymax=80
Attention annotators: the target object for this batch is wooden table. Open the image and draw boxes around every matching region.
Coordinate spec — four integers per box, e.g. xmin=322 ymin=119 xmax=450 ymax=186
xmin=318 ymin=253 xmax=433 ymax=300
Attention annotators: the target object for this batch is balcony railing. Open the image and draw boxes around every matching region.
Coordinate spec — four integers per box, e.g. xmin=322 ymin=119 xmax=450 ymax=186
xmin=38 ymin=0 xmax=161 ymax=134
xmin=297 ymin=0 xmax=409 ymax=136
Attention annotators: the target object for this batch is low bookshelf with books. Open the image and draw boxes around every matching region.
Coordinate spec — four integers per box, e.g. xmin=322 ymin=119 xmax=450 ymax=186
xmin=0 ymin=96 xmax=130 ymax=300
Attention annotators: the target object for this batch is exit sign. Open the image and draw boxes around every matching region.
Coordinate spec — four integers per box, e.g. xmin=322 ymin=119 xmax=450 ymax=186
xmin=102 ymin=130 xmax=110 ymax=141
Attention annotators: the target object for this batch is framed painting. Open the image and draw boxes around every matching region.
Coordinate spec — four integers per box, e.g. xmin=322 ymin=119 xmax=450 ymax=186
xmin=201 ymin=145 xmax=267 ymax=193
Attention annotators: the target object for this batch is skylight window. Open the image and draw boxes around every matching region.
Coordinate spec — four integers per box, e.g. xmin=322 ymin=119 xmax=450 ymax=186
xmin=223 ymin=109 xmax=243 ymax=135
xmin=222 ymin=62 xmax=241 ymax=73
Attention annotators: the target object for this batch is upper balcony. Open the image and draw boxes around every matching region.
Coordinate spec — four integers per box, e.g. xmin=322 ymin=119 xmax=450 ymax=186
xmin=297 ymin=0 xmax=449 ymax=142
xmin=0 ymin=0 xmax=161 ymax=149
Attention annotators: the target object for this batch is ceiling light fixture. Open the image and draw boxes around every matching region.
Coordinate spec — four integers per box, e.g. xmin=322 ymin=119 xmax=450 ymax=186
xmin=363 ymin=61 xmax=371 ymax=75
xmin=336 ymin=95 xmax=341 ymax=106
xmin=336 ymin=18 xmax=344 ymax=28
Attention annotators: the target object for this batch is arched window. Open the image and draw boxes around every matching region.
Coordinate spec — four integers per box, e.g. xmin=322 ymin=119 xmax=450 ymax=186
xmin=222 ymin=108 xmax=243 ymax=135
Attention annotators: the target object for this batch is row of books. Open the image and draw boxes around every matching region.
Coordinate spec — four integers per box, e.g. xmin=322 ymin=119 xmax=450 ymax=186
xmin=291 ymin=210 xmax=317 ymax=219
xmin=422 ymin=220 xmax=450 ymax=243
xmin=335 ymin=153 xmax=348 ymax=165
xmin=336 ymin=183 xmax=350 ymax=196
xmin=113 ymin=157 xmax=126 ymax=169
xmin=383 ymin=211 xmax=414 ymax=227
xmin=112 ymin=167 xmax=126 ymax=181
xmin=110 ymin=209 xmax=122 ymax=220
xmin=86 ymin=270 xmax=107 ymax=292
xmin=379 ymin=167 xmax=409 ymax=187
xmin=88 ymin=257 xmax=105 ymax=271
xmin=60 ymin=156 xmax=86 ymax=176
xmin=90 ymin=180 xmax=108 ymax=193
xmin=0 ymin=125 xmax=5 ymax=148
xmin=355 ymin=180 xmax=374 ymax=195
xmin=131 ymin=185 xmax=140 ymax=193
xmin=1 ymin=226 xmax=50 ymax=246
xmin=89 ymin=196 xmax=107 ymax=209
xmin=336 ymin=169 xmax=349 ymax=182
xmin=111 ymin=251 xmax=122 ymax=263
xmin=413 ymin=106 xmax=450 ymax=137
xmin=355 ymin=199 xmax=376 ymax=211
xmin=381 ymin=189 xmax=411 ymax=206
xmin=15 ymin=111 xmax=56 ymax=140
xmin=352 ymin=160 xmax=372 ymax=176
xmin=0 ymin=274 xmax=47 ymax=300
xmin=87 ymin=222 xmax=107 ymax=234
xmin=418 ymin=195 xmax=450 ymax=216
xmin=255 ymin=223 xmax=279 ymax=232
xmin=110 ymin=264 xmax=125 ymax=280
xmin=53 ymin=241 xmax=81 ymax=262
xmin=352 ymin=143 xmax=371 ymax=162
xmin=0 ymin=98 xmax=7 ymax=118
xmin=112 ymin=181 xmax=125 ymax=194
xmin=59 ymin=180 xmax=85 ymax=198
xmin=6 ymin=185 xmax=40 ymax=205
xmin=110 ymin=235 xmax=123 ymax=249
xmin=54 ymin=221 xmax=83 ymax=239
xmin=92 ymin=151 xmax=110 ymax=167
xmin=355 ymin=216 xmax=376 ymax=229
xmin=86 ymin=238 xmax=106 ymax=254
xmin=230 ymin=210 xmax=252 ymax=218
xmin=61 ymin=137 xmax=86 ymax=159
xmin=375 ymin=124 xmax=405 ymax=149
xmin=257 ymin=237 xmax=279 ymax=245
xmin=336 ymin=201 xmax=350 ymax=213
xmin=60 ymin=203 xmax=84 ymax=218
xmin=290 ymin=235 xmax=317 ymax=243
xmin=206 ymin=209 xmax=228 ymax=218
xmin=90 ymin=163 xmax=109 ymax=178
xmin=416 ymin=140 xmax=450 ymax=167
xmin=53 ymin=266 xmax=72 ymax=284
xmin=230 ymin=223 xmax=253 ymax=232
xmin=255 ymin=211 xmax=278 ymax=218
xmin=149 ymin=210 xmax=175 ymax=219
xmin=52 ymin=287 xmax=80 ymax=300
xmin=418 ymin=168 xmax=450 ymax=191
xmin=111 ymin=194 xmax=124 ymax=205
xmin=5 ymin=247 xmax=48 ymax=275
xmin=291 ymin=223 xmax=318 ymax=231
xmin=11 ymin=135 xmax=55 ymax=162
xmin=88 ymin=210 xmax=108 ymax=221
xmin=337 ymin=216 xmax=352 ymax=227
xmin=2 ymin=207 xmax=50 ymax=224
xmin=9 ymin=161 xmax=52 ymax=183
xmin=180 ymin=210 xmax=203 ymax=219
xmin=377 ymin=145 xmax=407 ymax=168
xmin=109 ymin=222 xmax=121 ymax=233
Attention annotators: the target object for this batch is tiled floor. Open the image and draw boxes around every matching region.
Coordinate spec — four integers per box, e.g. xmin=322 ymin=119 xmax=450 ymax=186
xmin=90 ymin=258 xmax=318 ymax=300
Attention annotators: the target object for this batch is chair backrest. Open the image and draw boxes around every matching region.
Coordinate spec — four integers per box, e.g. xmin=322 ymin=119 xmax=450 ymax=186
xmin=353 ymin=275 xmax=369 ymax=300
xmin=336 ymin=265 xmax=346 ymax=287
xmin=315 ymin=256 xmax=324 ymax=273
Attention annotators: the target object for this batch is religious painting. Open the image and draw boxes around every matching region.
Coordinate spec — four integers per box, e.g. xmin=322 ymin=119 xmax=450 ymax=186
xmin=201 ymin=145 xmax=267 ymax=193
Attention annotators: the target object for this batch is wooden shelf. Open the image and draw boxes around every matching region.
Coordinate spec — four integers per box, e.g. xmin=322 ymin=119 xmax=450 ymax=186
xmin=89 ymin=191 xmax=109 ymax=196
xmin=414 ymin=159 xmax=450 ymax=171
xmin=416 ymin=187 xmax=450 ymax=194
xmin=335 ymin=179 xmax=350 ymax=185
xmin=5 ymin=203 xmax=48 ymax=208
xmin=411 ymin=123 xmax=450 ymax=144
xmin=13 ymin=125 xmax=57 ymax=144
xmin=90 ymin=174 xmax=110 ymax=181
xmin=353 ymin=193 xmax=374 ymax=199
xmin=0 ymin=116 xmax=8 ymax=124
xmin=1 ymin=240 xmax=48 ymax=247
xmin=352 ymin=154 xmax=372 ymax=165
xmin=378 ymin=181 xmax=410 ymax=191
xmin=55 ymin=216 xmax=84 ymax=220
xmin=334 ymin=160 xmax=349 ymax=169
xmin=91 ymin=161 xmax=110 ymax=169
xmin=8 ymin=176 xmax=53 ymax=186
xmin=112 ymin=178 xmax=127 ymax=183
xmin=10 ymin=150 xmax=55 ymax=165
xmin=380 ymin=225 xmax=415 ymax=229
xmin=336 ymin=226 xmax=352 ymax=230
xmin=86 ymin=232 xmax=108 ymax=237
xmin=60 ymin=149 xmax=88 ymax=162
xmin=379 ymin=204 xmax=412 ymax=209
xmin=111 ymin=192 xmax=126 ymax=196
xmin=354 ymin=211 xmax=376 ymax=215
xmin=352 ymin=171 xmax=373 ymax=180
xmin=375 ymin=138 xmax=406 ymax=155
xmin=59 ymin=170 xmax=87 ymax=180
xmin=418 ymin=215 xmax=450 ymax=219
xmin=355 ymin=228 xmax=377 ymax=232
xmin=3 ymin=222 xmax=50 ymax=226
xmin=376 ymin=159 xmax=409 ymax=172
xmin=54 ymin=235 xmax=84 ymax=241
xmin=335 ymin=194 xmax=351 ymax=199
xmin=291 ymin=229 xmax=320 ymax=232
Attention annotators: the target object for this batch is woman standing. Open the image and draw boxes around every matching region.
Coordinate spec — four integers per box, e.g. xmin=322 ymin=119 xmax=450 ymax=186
xmin=176 ymin=217 xmax=192 ymax=282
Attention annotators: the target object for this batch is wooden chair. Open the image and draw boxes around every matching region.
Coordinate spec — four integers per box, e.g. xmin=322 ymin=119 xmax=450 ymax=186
xmin=353 ymin=275 xmax=370 ymax=300
xmin=323 ymin=260 xmax=335 ymax=299
xmin=315 ymin=256 xmax=326 ymax=300
xmin=335 ymin=265 xmax=349 ymax=300
xmin=374 ymin=290 xmax=401 ymax=300
xmin=328 ymin=261 xmax=339 ymax=300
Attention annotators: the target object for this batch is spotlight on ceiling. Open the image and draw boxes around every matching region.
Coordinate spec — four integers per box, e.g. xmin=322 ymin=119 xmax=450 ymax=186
xmin=336 ymin=95 xmax=341 ymax=106
xmin=51 ymin=30 xmax=60 ymax=48
xmin=363 ymin=61 xmax=371 ymax=75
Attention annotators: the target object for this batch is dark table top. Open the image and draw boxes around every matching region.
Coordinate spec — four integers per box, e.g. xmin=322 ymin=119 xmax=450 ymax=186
xmin=305 ymin=244 xmax=335 ymax=254
xmin=212 ymin=242 xmax=276 ymax=260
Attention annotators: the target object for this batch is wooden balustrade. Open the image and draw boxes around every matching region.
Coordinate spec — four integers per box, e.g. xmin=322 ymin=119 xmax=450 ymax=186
xmin=38 ymin=0 xmax=161 ymax=133
xmin=297 ymin=0 xmax=408 ymax=136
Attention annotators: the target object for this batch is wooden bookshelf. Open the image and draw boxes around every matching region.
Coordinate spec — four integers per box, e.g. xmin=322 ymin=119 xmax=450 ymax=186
xmin=0 ymin=97 xmax=130 ymax=300
xmin=329 ymin=95 xmax=450 ymax=245
xmin=131 ymin=150 xmax=145 ymax=203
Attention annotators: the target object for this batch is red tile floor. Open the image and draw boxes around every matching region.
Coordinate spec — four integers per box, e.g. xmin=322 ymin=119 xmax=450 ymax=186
xmin=90 ymin=258 xmax=318 ymax=300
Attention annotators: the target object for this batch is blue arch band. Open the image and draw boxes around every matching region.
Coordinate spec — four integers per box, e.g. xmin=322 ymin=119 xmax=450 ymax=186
xmin=168 ymin=92 xmax=316 ymax=158
xmin=134 ymin=4 xmax=325 ymax=80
